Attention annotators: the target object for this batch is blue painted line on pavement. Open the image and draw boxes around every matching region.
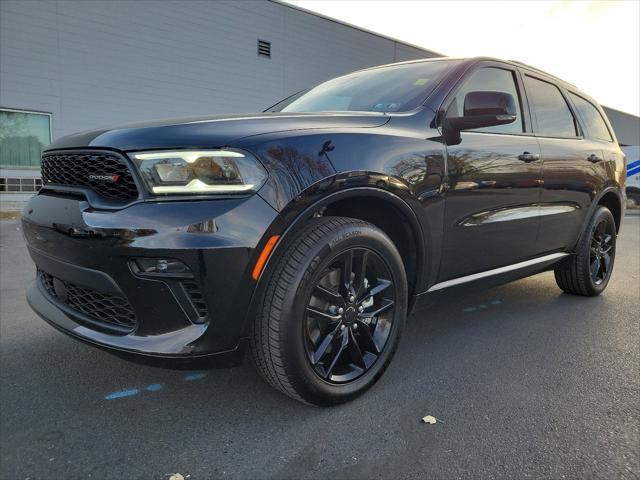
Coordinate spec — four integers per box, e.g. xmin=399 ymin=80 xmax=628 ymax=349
xmin=184 ymin=373 xmax=208 ymax=381
xmin=463 ymin=299 xmax=502 ymax=313
xmin=105 ymin=388 xmax=139 ymax=400
xmin=146 ymin=383 xmax=163 ymax=392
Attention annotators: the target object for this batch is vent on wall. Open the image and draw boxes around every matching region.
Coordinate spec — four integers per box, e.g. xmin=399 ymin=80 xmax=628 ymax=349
xmin=257 ymin=39 xmax=271 ymax=58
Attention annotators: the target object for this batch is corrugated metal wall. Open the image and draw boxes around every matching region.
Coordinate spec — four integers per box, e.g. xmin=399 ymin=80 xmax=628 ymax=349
xmin=603 ymin=108 xmax=640 ymax=146
xmin=0 ymin=0 xmax=438 ymax=140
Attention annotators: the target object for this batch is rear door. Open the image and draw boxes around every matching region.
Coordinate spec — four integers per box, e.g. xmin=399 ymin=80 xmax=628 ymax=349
xmin=439 ymin=63 xmax=542 ymax=281
xmin=566 ymin=91 xmax=624 ymax=206
xmin=523 ymin=74 xmax=612 ymax=253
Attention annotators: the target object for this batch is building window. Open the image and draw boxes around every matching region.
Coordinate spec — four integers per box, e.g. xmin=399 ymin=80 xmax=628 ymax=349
xmin=0 ymin=177 xmax=42 ymax=193
xmin=20 ymin=178 xmax=36 ymax=192
xmin=0 ymin=108 xmax=52 ymax=168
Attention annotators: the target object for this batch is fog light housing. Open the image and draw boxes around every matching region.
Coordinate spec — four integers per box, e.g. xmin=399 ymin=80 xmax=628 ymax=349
xmin=130 ymin=258 xmax=193 ymax=278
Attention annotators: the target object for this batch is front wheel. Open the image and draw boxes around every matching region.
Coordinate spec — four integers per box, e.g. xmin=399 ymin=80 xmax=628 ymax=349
xmin=250 ymin=216 xmax=408 ymax=406
xmin=554 ymin=206 xmax=617 ymax=296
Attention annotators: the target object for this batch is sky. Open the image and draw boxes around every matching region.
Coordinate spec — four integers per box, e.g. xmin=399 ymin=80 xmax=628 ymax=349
xmin=285 ymin=0 xmax=640 ymax=116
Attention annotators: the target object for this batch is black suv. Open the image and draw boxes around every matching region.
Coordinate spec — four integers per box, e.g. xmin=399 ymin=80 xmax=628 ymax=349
xmin=23 ymin=57 xmax=626 ymax=405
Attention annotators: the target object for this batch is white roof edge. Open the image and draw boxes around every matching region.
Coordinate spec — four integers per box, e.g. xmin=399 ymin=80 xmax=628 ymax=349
xmin=271 ymin=0 xmax=445 ymax=58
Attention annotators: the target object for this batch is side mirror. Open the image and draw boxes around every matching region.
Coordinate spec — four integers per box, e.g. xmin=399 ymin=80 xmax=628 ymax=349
xmin=444 ymin=91 xmax=517 ymax=136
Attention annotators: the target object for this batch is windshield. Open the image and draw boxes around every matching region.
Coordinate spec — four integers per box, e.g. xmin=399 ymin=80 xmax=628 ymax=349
xmin=269 ymin=60 xmax=455 ymax=114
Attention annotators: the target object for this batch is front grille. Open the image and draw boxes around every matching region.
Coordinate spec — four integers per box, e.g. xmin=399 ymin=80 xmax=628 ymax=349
xmin=41 ymin=152 xmax=139 ymax=201
xmin=39 ymin=269 xmax=56 ymax=295
xmin=38 ymin=269 xmax=137 ymax=333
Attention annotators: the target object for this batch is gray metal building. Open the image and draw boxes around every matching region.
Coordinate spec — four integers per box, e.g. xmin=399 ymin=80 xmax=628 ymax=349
xmin=0 ymin=0 xmax=437 ymax=207
xmin=1 ymin=0 xmax=638 ymax=209
xmin=601 ymin=107 xmax=640 ymax=147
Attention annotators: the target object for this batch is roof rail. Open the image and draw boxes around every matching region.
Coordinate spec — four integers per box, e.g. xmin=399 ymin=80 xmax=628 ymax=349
xmin=508 ymin=60 xmax=578 ymax=89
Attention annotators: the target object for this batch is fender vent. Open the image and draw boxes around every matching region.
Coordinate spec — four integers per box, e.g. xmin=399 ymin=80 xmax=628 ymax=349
xmin=181 ymin=281 xmax=208 ymax=318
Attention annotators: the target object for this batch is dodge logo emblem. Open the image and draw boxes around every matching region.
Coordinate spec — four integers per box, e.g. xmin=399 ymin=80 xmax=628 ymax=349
xmin=89 ymin=174 xmax=120 ymax=182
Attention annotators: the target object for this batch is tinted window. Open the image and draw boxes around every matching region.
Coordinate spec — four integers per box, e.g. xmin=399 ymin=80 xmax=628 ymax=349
xmin=447 ymin=67 xmax=523 ymax=134
xmin=524 ymin=76 xmax=577 ymax=137
xmin=569 ymin=93 xmax=613 ymax=142
xmin=278 ymin=60 xmax=456 ymax=113
xmin=0 ymin=109 xmax=51 ymax=167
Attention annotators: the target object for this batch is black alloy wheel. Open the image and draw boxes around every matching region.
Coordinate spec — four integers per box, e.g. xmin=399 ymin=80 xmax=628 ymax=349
xmin=304 ymin=248 xmax=395 ymax=383
xmin=554 ymin=206 xmax=617 ymax=296
xmin=589 ymin=218 xmax=615 ymax=285
xmin=250 ymin=216 xmax=407 ymax=406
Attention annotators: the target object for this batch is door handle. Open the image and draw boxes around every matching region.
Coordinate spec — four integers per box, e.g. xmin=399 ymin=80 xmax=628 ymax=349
xmin=587 ymin=154 xmax=603 ymax=163
xmin=518 ymin=152 xmax=540 ymax=162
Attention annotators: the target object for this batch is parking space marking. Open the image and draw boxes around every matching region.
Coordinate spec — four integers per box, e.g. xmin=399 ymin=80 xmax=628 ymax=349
xmin=105 ymin=388 xmax=140 ymax=400
xmin=184 ymin=373 xmax=208 ymax=381
xmin=463 ymin=299 xmax=502 ymax=313
xmin=104 ymin=376 xmax=206 ymax=400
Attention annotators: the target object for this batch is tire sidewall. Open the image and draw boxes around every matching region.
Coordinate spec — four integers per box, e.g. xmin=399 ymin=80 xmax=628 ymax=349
xmin=275 ymin=219 xmax=408 ymax=405
xmin=582 ymin=207 xmax=616 ymax=295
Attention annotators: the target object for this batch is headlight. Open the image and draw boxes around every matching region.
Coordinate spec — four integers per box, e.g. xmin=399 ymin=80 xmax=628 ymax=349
xmin=131 ymin=150 xmax=267 ymax=195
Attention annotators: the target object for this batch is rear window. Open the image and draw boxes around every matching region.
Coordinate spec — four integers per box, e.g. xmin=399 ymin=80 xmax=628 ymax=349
xmin=274 ymin=60 xmax=456 ymax=114
xmin=524 ymin=76 xmax=578 ymax=138
xmin=568 ymin=93 xmax=613 ymax=142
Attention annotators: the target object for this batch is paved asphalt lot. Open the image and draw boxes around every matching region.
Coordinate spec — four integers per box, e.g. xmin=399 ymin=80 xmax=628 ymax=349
xmin=1 ymin=215 xmax=638 ymax=480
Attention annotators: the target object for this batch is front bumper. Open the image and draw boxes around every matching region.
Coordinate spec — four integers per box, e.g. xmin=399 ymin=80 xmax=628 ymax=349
xmin=22 ymin=191 xmax=278 ymax=360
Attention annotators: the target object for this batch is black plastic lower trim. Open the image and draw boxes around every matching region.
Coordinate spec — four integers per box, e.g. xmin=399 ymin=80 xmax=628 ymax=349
xmin=27 ymin=281 xmax=246 ymax=367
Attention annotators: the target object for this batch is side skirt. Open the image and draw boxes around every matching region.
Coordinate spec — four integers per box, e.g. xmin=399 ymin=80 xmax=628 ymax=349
xmin=426 ymin=252 xmax=569 ymax=292
xmin=410 ymin=252 xmax=569 ymax=313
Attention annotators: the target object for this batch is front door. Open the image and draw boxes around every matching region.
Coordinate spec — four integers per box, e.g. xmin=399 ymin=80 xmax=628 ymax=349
xmin=438 ymin=64 xmax=542 ymax=281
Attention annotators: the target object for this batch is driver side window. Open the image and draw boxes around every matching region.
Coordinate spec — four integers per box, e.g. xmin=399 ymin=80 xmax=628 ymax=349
xmin=448 ymin=67 xmax=524 ymax=134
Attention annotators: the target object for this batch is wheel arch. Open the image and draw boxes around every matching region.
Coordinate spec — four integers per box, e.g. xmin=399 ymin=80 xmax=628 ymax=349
xmin=249 ymin=187 xmax=426 ymax=327
xmin=597 ymin=190 xmax=623 ymax=233
xmin=319 ymin=190 xmax=425 ymax=305
xmin=572 ymin=186 xmax=624 ymax=252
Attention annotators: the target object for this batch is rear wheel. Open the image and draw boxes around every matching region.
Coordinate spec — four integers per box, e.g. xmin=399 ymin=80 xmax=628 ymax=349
xmin=250 ymin=216 xmax=407 ymax=406
xmin=554 ymin=206 xmax=616 ymax=296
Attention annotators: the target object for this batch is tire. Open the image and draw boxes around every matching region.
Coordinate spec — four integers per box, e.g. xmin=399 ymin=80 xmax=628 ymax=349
xmin=249 ymin=216 xmax=408 ymax=406
xmin=554 ymin=206 xmax=616 ymax=296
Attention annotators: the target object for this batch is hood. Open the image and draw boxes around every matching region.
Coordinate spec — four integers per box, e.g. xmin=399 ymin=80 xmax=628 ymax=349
xmin=47 ymin=112 xmax=389 ymax=152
